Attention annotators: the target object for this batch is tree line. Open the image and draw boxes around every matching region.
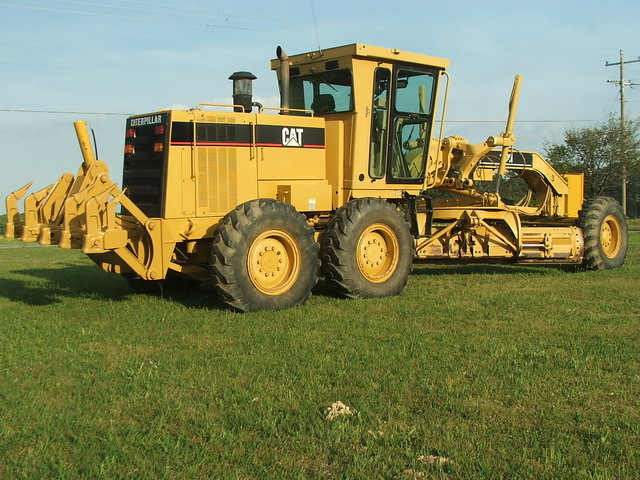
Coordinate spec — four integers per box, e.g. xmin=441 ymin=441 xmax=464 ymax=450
xmin=544 ymin=115 xmax=640 ymax=218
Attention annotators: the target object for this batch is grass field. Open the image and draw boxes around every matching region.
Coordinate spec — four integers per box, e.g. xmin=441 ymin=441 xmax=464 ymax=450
xmin=0 ymin=229 xmax=638 ymax=479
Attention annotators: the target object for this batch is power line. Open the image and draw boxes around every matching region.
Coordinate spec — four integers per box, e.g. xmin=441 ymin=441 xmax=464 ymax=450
xmin=0 ymin=58 xmax=221 ymax=75
xmin=49 ymin=0 xmax=301 ymax=27
xmin=104 ymin=0 xmax=309 ymax=22
xmin=0 ymin=1 xmax=400 ymax=41
xmin=0 ymin=109 xmax=596 ymax=123
xmin=442 ymin=120 xmax=595 ymax=124
xmin=0 ymin=109 xmax=130 ymax=116
xmin=0 ymin=3 xmax=264 ymax=31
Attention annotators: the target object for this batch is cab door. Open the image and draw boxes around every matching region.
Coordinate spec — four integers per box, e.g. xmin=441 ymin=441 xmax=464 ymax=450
xmin=370 ymin=66 xmax=439 ymax=184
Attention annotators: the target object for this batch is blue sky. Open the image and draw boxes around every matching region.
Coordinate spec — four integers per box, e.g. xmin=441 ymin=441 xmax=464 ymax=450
xmin=1 ymin=0 xmax=639 ymax=207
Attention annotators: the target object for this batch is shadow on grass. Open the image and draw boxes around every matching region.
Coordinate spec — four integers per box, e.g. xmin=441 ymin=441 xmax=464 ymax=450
xmin=0 ymin=277 xmax=66 ymax=306
xmin=411 ymin=262 xmax=570 ymax=276
xmin=3 ymin=264 xmax=227 ymax=310
xmin=2 ymin=261 xmax=573 ymax=308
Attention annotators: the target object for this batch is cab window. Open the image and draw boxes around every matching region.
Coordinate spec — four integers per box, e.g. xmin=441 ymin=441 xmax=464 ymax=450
xmin=395 ymin=70 xmax=435 ymax=114
xmin=289 ymin=69 xmax=353 ymax=114
xmin=369 ymin=68 xmax=391 ymax=178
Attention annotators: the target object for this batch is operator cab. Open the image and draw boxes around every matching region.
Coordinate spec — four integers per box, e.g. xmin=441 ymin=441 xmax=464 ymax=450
xmin=272 ymin=44 xmax=450 ymax=198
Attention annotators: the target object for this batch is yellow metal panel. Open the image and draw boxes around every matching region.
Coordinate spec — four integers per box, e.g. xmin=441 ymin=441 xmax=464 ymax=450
xmin=197 ymin=147 xmax=238 ymax=215
xmin=258 ymin=147 xmax=325 ymax=180
xmin=344 ymin=59 xmax=377 ymax=192
xmin=520 ymin=226 xmax=583 ymax=261
xmin=270 ymin=43 xmax=450 ymax=71
xmin=200 ymin=114 xmax=236 ymax=124
xmin=170 ymin=110 xmax=195 ymax=122
xmin=291 ymin=182 xmax=331 ymax=212
xmin=164 ymin=146 xmax=196 ymax=218
xmin=255 ymin=113 xmax=327 ymax=181
xmin=324 ymin=120 xmax=344 ymax=209
xmin=103 ymin=229 xmax=128 ymax=250
xmin=563 ymin=173 xmax=584 ymax=218
xmin=186 ymin=113 xmax=257 ymax=216
xmin=275 ymin=182 xmax=332 ymax=212
xmin=259 ymin=180 xmax=332 ymax=212
xmin=180 ymin=147 xmax=196 ymax=216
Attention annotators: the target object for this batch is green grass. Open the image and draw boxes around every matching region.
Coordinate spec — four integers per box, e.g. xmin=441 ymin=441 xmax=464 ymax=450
xmin=0 ymin=236 xmax=638 ymax=479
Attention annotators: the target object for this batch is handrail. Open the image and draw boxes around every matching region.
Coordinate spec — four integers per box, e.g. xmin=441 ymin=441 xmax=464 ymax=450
xmin=195 ymin=102 xmax=246 ymax=111
xmin=437 ymin=71 xmax=451 ymax=148
xmin=258 ymin=106 xmax=314 ymax=116
xmin=194 ymin=103 xmax=315 ymax=116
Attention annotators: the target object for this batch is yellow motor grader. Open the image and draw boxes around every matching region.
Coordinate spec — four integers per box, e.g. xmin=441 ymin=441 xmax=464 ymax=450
xmin=5 ymin=44 xmax=628 ymax=311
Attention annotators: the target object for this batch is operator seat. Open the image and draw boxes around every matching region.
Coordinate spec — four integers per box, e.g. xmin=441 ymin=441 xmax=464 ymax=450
xmin=311 ymin=94 xmax=336 ymax=114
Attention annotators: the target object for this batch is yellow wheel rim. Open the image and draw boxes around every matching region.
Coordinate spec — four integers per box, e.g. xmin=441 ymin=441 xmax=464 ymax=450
xmin=356 ymin=223 xmax=399 ymax=283
xmin=248 ymin=229 xmax=301 ymax=295
xmin=600 ymin=215 xmax=622 ymax=258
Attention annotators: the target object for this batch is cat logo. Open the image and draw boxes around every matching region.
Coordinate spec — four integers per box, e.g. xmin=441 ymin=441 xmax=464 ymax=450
xmin=129 ymin=114 xmax=163 ymax=127
xmin=281 ymin=127 xmax=304 ymax=147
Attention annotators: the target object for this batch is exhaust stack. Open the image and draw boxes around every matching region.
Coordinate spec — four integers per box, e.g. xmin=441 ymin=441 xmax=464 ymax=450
xmin=276 ymin=46 xmax=290 ymax=113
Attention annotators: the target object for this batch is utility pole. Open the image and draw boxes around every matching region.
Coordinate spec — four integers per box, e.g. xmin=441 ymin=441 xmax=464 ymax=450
xmin=606 ymin=50 xmax=640 ymax=215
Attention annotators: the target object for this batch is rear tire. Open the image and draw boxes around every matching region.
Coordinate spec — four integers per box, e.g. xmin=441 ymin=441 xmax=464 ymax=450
xmin=209 ymin=199 xmax=319 ymax=312
xmin=323 ymin=198 xmax=413 ymax=298
xmin=577 ymin=196 xmax=628 ymax=270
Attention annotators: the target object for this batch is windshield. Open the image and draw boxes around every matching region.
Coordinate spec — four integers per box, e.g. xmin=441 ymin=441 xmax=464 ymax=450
xmin=289 ymin=69 xmax=353 ymax=115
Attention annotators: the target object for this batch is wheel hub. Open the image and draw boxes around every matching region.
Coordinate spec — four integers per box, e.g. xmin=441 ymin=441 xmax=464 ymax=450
xmin=356 ymin=224 xmax=399 ymax=283
xmin=248 ymin=230 xmax=300 ymax=295
xmin=361 ymin=234 xmax=386 ymax=269
xmin=600 ymin=215 xmax=621 ymax=258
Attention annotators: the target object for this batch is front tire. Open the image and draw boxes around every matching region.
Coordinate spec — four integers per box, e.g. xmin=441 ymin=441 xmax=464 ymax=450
xmin=322 ymin=198 xmax=414 ymax=298
xmin=209 ymin=199 xmax=319 ymax=312
xmin=578 ymin=196 xmax=628 ymax=270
